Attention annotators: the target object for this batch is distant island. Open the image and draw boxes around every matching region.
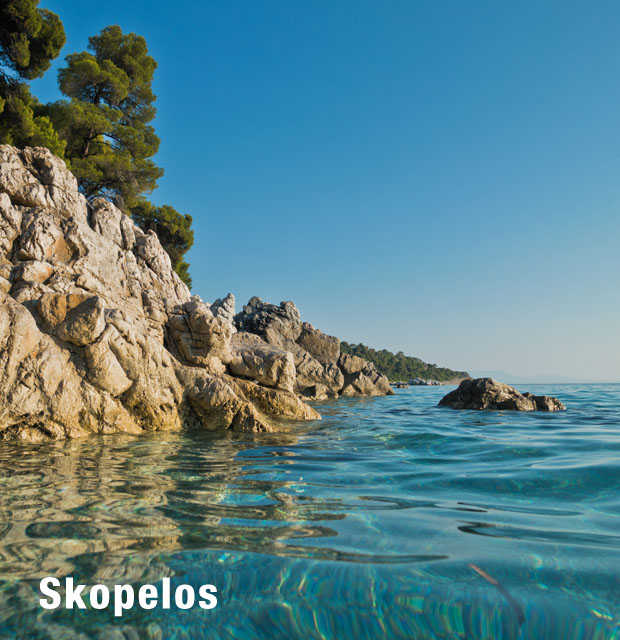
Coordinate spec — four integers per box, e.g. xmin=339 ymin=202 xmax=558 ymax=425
xmin=340 ymin=342 xmax=470 ymax=383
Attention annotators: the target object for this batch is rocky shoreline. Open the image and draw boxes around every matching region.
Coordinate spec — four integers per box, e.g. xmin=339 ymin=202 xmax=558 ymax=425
xmin=0 ymin=145 xmax=392 ymax=442
xmin=392 ymin=377 xmax=470 ymax=386
xmin=0 ymin=146 xmax=567 ymax=442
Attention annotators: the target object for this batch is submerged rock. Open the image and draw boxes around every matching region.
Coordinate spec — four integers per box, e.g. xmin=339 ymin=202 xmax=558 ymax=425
xmin=438 ymin=378 xmax=565 ymax=412
xmin=0 ymin=145 xmax=391 ymax=442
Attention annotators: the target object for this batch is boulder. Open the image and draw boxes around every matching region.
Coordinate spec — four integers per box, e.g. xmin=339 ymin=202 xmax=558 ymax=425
xmin=235 ymin=296 xmax=302 ymax=349
xmin=166 ymin=297 xmax=233 ymax=373
xmin=296 ymin=322 xmax=340 ymax=364
xmin=299 ymin=383 xmax=332 ymax=401
xmin=228 ymin=377 xmax=320 ymax=421
xmin=11 ymin=260 xmax=54 ymax=284
xmin=292 ymin=345 xmax=344 ymax=397
xmin=178 ymin=367 xmax=273 ymax=433
xmin=338 ymin=352 xmax=367 ymax=376
xmin=522 ymin=392 xmax=567 ymax=412
xmin=438 ymin=378 xmax=565 ymax=411
xmin=38 ymin=293 xmax=106 ymax=346
xmin=338 ymin=353 xmax=393 ymax=397
xmin=228 ymin=332 xmax=296 ymax=392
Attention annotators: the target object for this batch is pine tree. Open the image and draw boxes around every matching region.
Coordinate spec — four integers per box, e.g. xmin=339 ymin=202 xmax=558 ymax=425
xmin=45 ymin=25 xmax=162 ymax=207
xmin=0 ymin=0 xmax=65 ymax=152
xmin=131 ymin=200 xmax=194 ymax=288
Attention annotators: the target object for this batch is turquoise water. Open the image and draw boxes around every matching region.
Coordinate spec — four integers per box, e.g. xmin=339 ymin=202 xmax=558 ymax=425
xmin=0 ymin=384 xmax=618 ymax=639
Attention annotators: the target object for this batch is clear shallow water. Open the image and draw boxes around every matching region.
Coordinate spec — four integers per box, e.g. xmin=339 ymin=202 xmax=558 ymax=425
xmin=0 ymin=384 xmax=618 ymax=639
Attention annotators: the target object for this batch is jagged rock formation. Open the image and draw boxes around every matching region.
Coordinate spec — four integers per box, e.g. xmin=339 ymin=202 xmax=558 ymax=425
xmin=211 ymin=292 xmax=236 ymax=332
xmin=0 ymin=146 xmax=324 ymax=441
xmin=235 ymin=297 xmax=393 ymax=400
xmin=0 ymin=146 xmax=391 ymax=442
xmin=438 ymin=378 xmax=566 ymax=411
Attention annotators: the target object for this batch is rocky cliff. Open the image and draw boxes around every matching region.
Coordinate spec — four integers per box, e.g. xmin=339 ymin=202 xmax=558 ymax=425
xmin=234 ymin=297 xmax=394 ymax=400
xmin=0 ymin=145 xmax=392 ymax=442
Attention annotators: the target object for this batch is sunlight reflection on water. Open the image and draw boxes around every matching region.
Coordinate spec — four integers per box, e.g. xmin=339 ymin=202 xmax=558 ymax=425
xmin=0 ymin=384 xmax=618 ymax=638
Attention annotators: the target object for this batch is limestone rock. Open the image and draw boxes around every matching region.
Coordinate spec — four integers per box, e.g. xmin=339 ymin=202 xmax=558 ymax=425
xmin=438 ymin=378 xmax=565 ymax=411
xmin=38 ymin=293 xmax=106 ymax=346
xmin=235 ymin=297 xmax=302 ymax=348
xmin=166 ymin=297 xmax=232 ymax=373
xmin=84 ymin=326 xmax=133 ymax=397
xmin=338 ymin=353 xmax=393 ymax=397
xmin=210 ymin=293 xmax=236 ymax=331
xmin=0 ymin=144 xmax=393 ymax=442
xmin=90 ymin=197 xmax=125 ymax=249
xmin=235 ymin=296 xmax=393 ymax=399
xmin=0 ymin=290 xmax=142 ymax=442
xmin=177 ymin=367 xmax=273 ymax=433
xmin=340 ymin=372 xmax=383 ymax=396
xmin=228 ymin=376 xmax=321 ymax=421
xmin=0 ymin=192 xmax=22 ymax=255
xmin=16 ymin=210 xmax=72 ymax=263
xmin=297 ymin=322 xmax=340 ymax=364
xmin=229 ymin=332 xmax=296 ymax=392
xmin=300 ymin=384 xmax=331 ymax=401
xmin=11 ymin=260 xmax=53 ymax=284
xmin=338 ymin=352 xmax=368 ymax=376
xmin=0 ymin=145 xmax=320 ymax=441
xmin=0 ymin=146 xmax=87 ymax=218
xmin=292 ymin=345 xmax=344 ymax=397
xmin=522 ymin=392 xmax=567 ymax=412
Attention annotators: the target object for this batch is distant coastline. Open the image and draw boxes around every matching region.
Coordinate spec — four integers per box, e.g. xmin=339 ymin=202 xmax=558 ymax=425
xmin=472 ymin=370 xmax=620 ymax=385
xmin=340 ymin=341 xmax=469 ymax=384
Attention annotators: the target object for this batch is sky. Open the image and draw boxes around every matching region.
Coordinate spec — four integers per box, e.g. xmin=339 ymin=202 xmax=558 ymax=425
xmin=32 ymin=0 xmax=620 ymax=381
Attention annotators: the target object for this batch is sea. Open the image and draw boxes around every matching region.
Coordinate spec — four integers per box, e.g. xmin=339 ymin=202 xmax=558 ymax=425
xmin=0 ymin=384 xmax=618 ymax=639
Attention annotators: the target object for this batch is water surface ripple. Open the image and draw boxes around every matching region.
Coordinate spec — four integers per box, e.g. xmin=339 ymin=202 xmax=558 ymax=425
xmin=0 ymin=384 xmax=618 ymax=638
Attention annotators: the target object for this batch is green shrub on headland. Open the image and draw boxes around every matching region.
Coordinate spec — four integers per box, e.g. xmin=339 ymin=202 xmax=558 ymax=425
xmin=340 ymin=342 xmax=469 ymax=383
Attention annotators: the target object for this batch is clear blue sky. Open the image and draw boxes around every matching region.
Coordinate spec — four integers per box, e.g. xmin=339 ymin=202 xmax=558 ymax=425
xmin=33 ymin=0 xmax=620 ymax=380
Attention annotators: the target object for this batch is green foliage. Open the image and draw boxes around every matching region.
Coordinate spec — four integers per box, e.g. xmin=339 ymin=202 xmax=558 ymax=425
xmin=340 ymin=342 xmax=469 ymax=382
xmin=0 ymin=13 xmax=195 ymax=289
xmin=0 ymin=1 xmax=65 ymax=80
xmin=0 ymin=78 xmax=65 ymax=155
xmin=130 ymin=200 xmax=194 ymax=288
xmin=46 ymin=25 xmax=162 ymax=207
xmin=0 ymin=0 xmax=65 ymax=149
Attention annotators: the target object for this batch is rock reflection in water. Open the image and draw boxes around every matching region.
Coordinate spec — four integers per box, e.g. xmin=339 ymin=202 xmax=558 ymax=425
xmin=0 ymin=429 xmax=351 ymax=638
xmin=0 ymin=429 xmax=347 ymax=583
xmin=0 ymin=385 xmax=618 ymax=639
